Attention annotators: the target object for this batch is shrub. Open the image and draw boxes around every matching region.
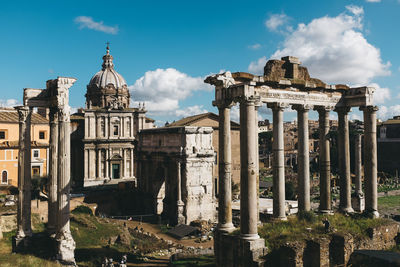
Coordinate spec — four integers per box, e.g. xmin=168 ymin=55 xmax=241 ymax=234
xmin=297 ymin=210 xmax=317 ymax=223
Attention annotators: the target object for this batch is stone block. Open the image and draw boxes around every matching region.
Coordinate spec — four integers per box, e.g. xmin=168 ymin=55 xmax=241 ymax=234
xmin=303 ymin=238 xmax=330 ymax=267
xmin=351 ymin=195 xmax=365 ymax=212
xmin=329 ymin=233 xmax=354 ymax=266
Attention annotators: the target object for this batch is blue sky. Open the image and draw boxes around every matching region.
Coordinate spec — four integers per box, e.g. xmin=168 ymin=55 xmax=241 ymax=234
xmin=0 ymin=0 xmax=399 ymax=125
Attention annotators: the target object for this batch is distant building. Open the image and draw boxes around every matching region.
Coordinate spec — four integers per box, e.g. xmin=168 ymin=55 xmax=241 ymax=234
xmin=167 ymin=112 xmax=241 ymax=188
xmin=378 ymin=116 xmax=400 ymax=175
xmin=0 ymin=108 xmax=49 ymax=187
xmin=70 ymin=46 xmax=155 ymax=188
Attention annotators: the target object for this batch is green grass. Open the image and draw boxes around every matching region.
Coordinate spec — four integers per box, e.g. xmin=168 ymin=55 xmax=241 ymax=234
xmin=258 ymin=213 xmax=392 ymax=250
xmin=378 ymin=195 xmax=400 ymax=214
xmin=171 ymin=255 xmax=216 ymax=266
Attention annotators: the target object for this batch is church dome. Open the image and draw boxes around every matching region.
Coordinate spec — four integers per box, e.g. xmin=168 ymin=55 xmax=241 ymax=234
xmin=86 ymin=45 xmax=131 ymax=109
xmin=88 ymin=49 xmax=127 ymax=89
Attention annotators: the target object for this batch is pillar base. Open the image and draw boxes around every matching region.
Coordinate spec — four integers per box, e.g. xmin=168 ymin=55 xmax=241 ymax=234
xmin=240 ymin=233 xmax=260 ymax=240
xmin=56 ymin=231 xmax=76 ymax=265
xmin=339 ymin=207 xmax=354 ymax=214
xmin=217 ymin=222 xmax=235 ymax=233
xmin=318 ymin=209 xmax=334 ymax=215
xmin=364 ymin=209 xmax=379 ymax=218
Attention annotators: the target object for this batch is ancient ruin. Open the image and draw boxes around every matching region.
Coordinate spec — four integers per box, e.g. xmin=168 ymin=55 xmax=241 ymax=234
xmin=13 ymin=77 xmax=77 ymax=264
xmin=137 ymin=126 xmax=217 ymax=225
xmin=205 ymin=56 xmax=379 ymax=266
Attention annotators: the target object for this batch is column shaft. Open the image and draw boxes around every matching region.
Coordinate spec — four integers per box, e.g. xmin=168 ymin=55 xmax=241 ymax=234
xmin=177 ymin=160 xmax=185 ymax=224
xmin=240 ymin=99 xmax=259 ymax=238
xmin=337 ymin=107 xmax=354 ymax=213
xmin=270 ymin=103 xmax=286 ymax=220
xmin=355 ymin=134 xmax=362 ymax=194
xmin=295 ymin=105 xmax=310 ymax=211
xmin=317 ymin=107 xmax=332 ymax=212
xmin=105 ymin=149 xmax=109 ymax=179
xmin=56 ymin=108 xmax=76 ymax=262
xmin=362 ymin=106 xmax=379 ymax=217
xmin=217 ymin=105 xmax=234 ymax=231
xmin=97 ymin=149 xmax=101 ymax=178
xmin=47 ymin=109 xmax=58 ymax=235
xmin=16 ymin=106 xmax=32 ymax=239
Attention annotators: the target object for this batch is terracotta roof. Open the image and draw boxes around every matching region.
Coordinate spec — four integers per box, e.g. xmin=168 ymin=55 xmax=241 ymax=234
xmin=167 ymin=112 xmax=240 ymax=129
xmin=0 ymin=110 xmax=48 ymax=124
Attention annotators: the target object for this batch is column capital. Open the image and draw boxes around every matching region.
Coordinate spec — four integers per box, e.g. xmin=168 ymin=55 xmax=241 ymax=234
xmin=58 ymin=106 xmax=71 ymax=122
xmin=267 ymin=102 xmax=288 ymax=111
xmin=292 ymin=104 xmax=313 ymax=112
xmin=239 ymin=96 xmax=261 ymax=106
xmin=359 ymin=105 xmax=379 ymax=113
xmin=334 ymin=106 xmax=352 ymax=114
xmin=15 ymin=106 xmax=31 ymax=122
xmin=315 ymin=105 xmax=334 ymax=114
xmin=213 ymin=100 xmax=235 ymax=109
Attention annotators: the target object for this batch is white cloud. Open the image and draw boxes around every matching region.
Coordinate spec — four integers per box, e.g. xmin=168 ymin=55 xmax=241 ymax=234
xmin=0 ymin=99 xmax=20 ymax=107
xmin=265 ymin=14 xmax=289 ymax=31
xmin=377 ymin=105 xmax=400 ymax=120
xmin=248 ymin=56 xmax=267 ymax=74
xmin=175 ymin=105 xmax=208 ymax=118
xmin=74 ymin=16 xmax=119 ymax=35
xmin=368 ymin=83 xmax=391 ymax=104
xmin=129 ymin=68 xmax=212 ymax=115
xmin=230 ymin=104 xmax=240 ymax=123
xmin=350 ymin=113 xmax=362 ymax=121
xmin=366 ymin=0 xmax=381 ymax=2
xmin=250 ymin=6 xmax=391 ymax=84
xmin=248 ymin=43 xmax=261 ymax=50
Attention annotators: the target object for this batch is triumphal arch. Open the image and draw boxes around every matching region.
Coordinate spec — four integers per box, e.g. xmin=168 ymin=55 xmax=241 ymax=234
xmin=205 ymin=56 xmax=378 ymax=266
xmin=13 ymin=77 xmax=76 ymax=265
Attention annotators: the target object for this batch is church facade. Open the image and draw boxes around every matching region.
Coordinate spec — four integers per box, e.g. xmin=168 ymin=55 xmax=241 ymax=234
xmin=71 ymin=46 xmax=154 ymax=188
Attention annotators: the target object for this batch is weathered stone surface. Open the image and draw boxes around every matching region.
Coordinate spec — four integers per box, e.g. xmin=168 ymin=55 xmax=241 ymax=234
xmin=348 ymin=250 xmax=400 ymax=267
xmin=329 ymin=233 xmax=354 ymax=266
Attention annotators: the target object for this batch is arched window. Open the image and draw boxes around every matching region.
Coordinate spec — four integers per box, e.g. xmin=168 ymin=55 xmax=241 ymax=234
xmin=1 ymin=170 xmax=7 ymax=184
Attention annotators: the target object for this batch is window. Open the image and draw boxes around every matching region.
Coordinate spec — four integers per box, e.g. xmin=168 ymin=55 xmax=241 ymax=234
xmin=1 ymin=171 xmax=7 ymax=184
xmin=33 ymin=149 xmax=39 ymax=158
xmin=39 ymin=131 xmax=45 ymax=139
xmin=0 ymin=131 xmax=5 ymax=139
xmin=32 ymin=166 xmax=40 ymax=177
xmin=113 ymin=125 xmax=119 ymax=136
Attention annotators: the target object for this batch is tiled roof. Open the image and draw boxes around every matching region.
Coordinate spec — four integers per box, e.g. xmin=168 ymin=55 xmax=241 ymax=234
xmin=167 ymin=112 xmax=240 ymax=129
xmin=0 ymin=110 xmax=48 ymax=124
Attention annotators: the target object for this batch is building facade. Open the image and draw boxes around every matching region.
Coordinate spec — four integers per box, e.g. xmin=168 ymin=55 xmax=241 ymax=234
xmin=0 ymin=108 xmax=49 ymax=187
xmin=71 ymin=46 xmax=154 ymax=188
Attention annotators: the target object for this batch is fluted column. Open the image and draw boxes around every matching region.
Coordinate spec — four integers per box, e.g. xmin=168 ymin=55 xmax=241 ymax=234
xmin=15 ymin=106 xmax=32 ymax=247
xmin=317 ymin=107 xmax=332 ymax=213
xmin=56 ymin=106 xmax=76 ymax=263
xmin=47 ymin=108 xmax=58 ymax=235
xmin=293 ymin=104 xmax=311 ymax=211
xmin=97 ymin=149 xmax=102 ymax=178
xmin=268 ymin=103 xmax=287 ymax=220
xmin=239 ymin=98 xmax=259 ymax=239
xmin=361 ymin=106 xmax=379 ymax=218
xmin=336 ymin=107 xmax=354 ymax=213
xmin=217 ymin=103 xmax=234 ymax=232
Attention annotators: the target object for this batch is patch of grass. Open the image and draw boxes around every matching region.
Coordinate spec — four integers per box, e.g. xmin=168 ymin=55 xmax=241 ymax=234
xmin=72 ymin=205 xmax=93 ymax=215
xmin=379 ymin=195 xmax=400 ymax=215
xmin=171 ymin=255 xmax=216 ymax=266
xmin=259 ymin=213 xmax=392 ymax=250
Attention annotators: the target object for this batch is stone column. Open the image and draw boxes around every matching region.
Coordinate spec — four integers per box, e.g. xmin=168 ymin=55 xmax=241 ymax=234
xmin=14 ymin=106 xmax=32 ymax=249
xmin=293 ymin=104 xmax=311 ymax=211
xmin=317 ymin=107 xmax=332 ymax=213
xmin=47 ymin=108 xmax=58 ymax=235
xmin=56 ymin=107 xmax=76 ymax=263
xmin=352 ymin=133 xmax=365 ymax=212
xmin=217 ymin=103 xmax=234 ymax=232
xmin=130 ymin=149 xmax=134 ymax=178
xmin=176 ymin=160 xmax=185 ymax=224
xmin=123 ymin=149 xmax=127 ymax=178
xmin=240 ymin=98 xmax=259 ymax=239
xmin=268 ymin=103 xmax=287 ymax=220
xmin=336 ymin=107 xmax=354 ymax=213
xmin=97 ymin=149 xmax=102 ymax=178
xmin=84 ymin=149 xmax=88 ymax=180
xmin=361 ymin=106 xmax=379 ymax=217
xmin=355 ymin=134 xmax=362 ymax=195
xmin=105 ymin=149 xmax=109 ymax=179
